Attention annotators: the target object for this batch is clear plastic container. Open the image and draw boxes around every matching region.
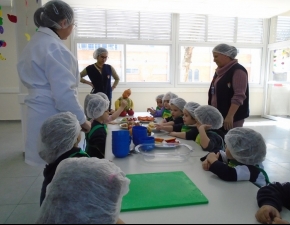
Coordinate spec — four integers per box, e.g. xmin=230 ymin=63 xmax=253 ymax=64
xmin=135 ymin=143 xmax=193 ymax=163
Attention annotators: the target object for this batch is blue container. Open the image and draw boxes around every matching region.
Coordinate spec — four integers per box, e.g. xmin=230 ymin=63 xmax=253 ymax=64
xmin=139 ymin=136 xmax=155 ymax=151
xmin=132 ymin=126 xmax=147 ymax=146
xmin=112 ymin=130 xmax=131 ymax=158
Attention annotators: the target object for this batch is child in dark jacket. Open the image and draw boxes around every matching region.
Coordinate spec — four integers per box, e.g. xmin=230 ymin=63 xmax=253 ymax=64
xmin=256 ymin=182 xmax=290 ymax=224
xmin=85 ymin=95 xmax=110 ymax=159
xmin=201 ymin=127 xmax=269 ymax=187
xmin=39 ymin=112 xmax=90 ymax=206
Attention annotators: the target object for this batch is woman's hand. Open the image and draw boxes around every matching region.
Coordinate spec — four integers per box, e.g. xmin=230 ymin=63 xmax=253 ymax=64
xmin=112 ymin=86 xmax=116 ymax=91
xmin=81 ymin=121 xmax=91 ymax=133
xmin=223 ymin=115 xmax=234 ymax=130
xmin=255 ymin=205 xmax=281 ymax=224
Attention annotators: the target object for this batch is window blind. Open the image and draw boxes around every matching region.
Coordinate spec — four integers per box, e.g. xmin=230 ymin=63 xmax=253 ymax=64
xmin=74 ymin=8 xmax=171 ymax=40
xmin=276 ymin=16 xmax=290 ymax=42
xmin=179 ymin=14 xmax=264 ymax=44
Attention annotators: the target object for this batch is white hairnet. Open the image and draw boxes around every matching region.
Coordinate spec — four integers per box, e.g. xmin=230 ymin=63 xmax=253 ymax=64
xmin=170 ymin=98 xmax=187 ymax=111
xmin=225 ymin=127 xmax=266 ymax=165
xmin=86 ymin=96 xmax=110 ymax=119
xmin=184 ymin=102 xmax=200 ymax=119
xmin=36 ymin=157 xmax=130 ymax=224
xmin=84 ymin=94 xmax=99 ymax=118
xmin=34 ymin=0 xmax=74 ymax=29
xmin=162 ymin=92 xmax=178 ymax=102
xmin=212 ymin=44 xmax=238 ymax=59
xmin=93 ymin=47 xmax=108 ymax=60
xmin=39 ymin=112 xmax=81 ymax=164
xmin=194 ymin=105 xmax=223 ymax=129
xmin=96 ymin=92 xmax=109 ymax=101
xmin=156 ymin=94 xmax=164 ymax=101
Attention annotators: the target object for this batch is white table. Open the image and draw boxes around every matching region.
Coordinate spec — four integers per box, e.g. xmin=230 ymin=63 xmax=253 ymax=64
xmin=106 ymin=113 xmax=290 ymax=224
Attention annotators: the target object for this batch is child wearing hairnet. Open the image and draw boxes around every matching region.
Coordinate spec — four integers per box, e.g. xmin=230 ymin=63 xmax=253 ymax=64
xmin=200 ymin=127 xmax=269 ymax=187
xmin=255 ymin=182 xmax=290 ymax=224
xmin=193 ymin=105 xmax=226 ymax=152
xmin=158 ymin=102 xmax=200 ymax=140
xmin=85 ymin=95 xmax=111 ymax=158
xmin=36 ymin=157 xmax=130 ymax=224
xmin=38 ymin=112 xmax=90 ymax=206
xmin=147 ymin=94 xmax=164 ymax=116
xmin=84 ymin=92 xmax=127 ymax=123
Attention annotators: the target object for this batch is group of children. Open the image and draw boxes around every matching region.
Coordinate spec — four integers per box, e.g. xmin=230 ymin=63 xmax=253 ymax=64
xmin=35 ymin=90 xmax=290 ymax=224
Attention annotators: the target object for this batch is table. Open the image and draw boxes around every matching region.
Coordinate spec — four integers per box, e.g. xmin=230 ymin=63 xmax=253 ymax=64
xmin=105 ymin=112 xmax=290 ymax=224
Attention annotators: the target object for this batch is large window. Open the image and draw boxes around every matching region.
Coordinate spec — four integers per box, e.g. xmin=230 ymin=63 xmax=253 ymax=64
xmin=179 ymin=47 xmax=262 ymax=83
xmin=74 ymin=8 xmax=266 ymax=86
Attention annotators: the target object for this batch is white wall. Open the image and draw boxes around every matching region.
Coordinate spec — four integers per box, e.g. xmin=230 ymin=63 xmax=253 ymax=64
xmin=0 ymin=5 xmax=264 ymax=120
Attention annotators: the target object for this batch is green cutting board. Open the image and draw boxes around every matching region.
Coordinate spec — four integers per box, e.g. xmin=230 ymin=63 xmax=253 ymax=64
xmin=121 ymin=171 xmax=208 ymax=212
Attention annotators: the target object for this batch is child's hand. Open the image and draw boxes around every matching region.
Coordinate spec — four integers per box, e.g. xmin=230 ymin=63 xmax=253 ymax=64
xmin=155 ymin=124 xmax=163 ymax=131
xmin=121 ymin=100 xmax=128 ymax=108
xmin=272 ymin=217 xmax=289 ymax=224
xmin=147 ymin=108 xmax=155 ymax=114
xmin=169 ymin=132 xmax=177 ymax=137
xmin=198 ymin=124 xmax=212 ymax=131
xmin=206 ymin=152 xmax=220 ymax=164
xmin=202 ymin=159 xmax=210 ymax=171
xmin=255 ymin=205 xmax=281 ymax=224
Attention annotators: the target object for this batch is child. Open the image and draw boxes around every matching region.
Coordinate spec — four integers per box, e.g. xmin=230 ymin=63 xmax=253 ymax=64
xmin=156 ymin=97 xmax=186 ymax=129
xmin=84 ymin=92 xmax=127 ymax=123
xmin=38 ymin=112 xmax=90 ymax=206
xmin=256 ymin=182 xmax=290 ymax=224
xmin=36 ymin=157 xmax=130 ymax=224
xmin=85 ymin=95 xmax=110 ymax=158
xmin=115 ymin=89 xmax=134 ymax=117
xmin=158 ymin=102 xmax=200 ymax=140
xmin=194 ymin=105 xmax=225 ymax=152
xmin=201 ymin=127 xmax=269 ymax=187
xmin=147 ymin=94 xmax=164 ymax=116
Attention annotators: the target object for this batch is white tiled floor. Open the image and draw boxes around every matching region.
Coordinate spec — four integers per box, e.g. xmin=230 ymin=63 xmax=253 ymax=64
xmin=0 ymin=117 xmax=290 ymax=224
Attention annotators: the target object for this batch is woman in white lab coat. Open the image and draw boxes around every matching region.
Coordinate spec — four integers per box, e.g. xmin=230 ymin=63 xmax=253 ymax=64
xmin=17 ymin=0 xmax=91 ymax=166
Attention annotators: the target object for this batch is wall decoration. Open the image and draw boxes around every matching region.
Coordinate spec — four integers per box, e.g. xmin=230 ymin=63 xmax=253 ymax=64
xmin=0 ymin=52 xmax=6 ymax=60
xmin=0 ymin=6 xmax=3 ymax=26
xmin=7 ymin=0 xmax=17 ymax=23
xmin=0 ymin=26 xmax=3 ymax=34
xmin=0 ymin=40 xmax=6 ymax=47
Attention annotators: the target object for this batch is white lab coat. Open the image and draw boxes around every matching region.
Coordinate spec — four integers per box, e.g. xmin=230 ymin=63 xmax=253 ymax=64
xmin=17 ymin=27 xmax=86 ymax=166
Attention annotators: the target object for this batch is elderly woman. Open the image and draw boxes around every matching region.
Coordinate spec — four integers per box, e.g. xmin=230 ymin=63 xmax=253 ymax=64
xmin=80 ymin=48 xmax=120 ymax=112
xmin=208 ymin=43 xmax=249 ymax=131
xmin=17 ymin=0 xmax=91 ymax=166
xmin=36 ymin=157 xmax=130 ymax=224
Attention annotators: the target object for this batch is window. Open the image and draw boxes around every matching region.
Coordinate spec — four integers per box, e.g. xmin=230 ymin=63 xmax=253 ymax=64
xmin=179 ymin=14 xmax=265 ymax=84
xmin=74 ymin=9 xmax=266 ymax=86
xmin=276 ymin=16 xmax=290 ymax=42
xmin=179 ymin=47 xmax=261 ymax=83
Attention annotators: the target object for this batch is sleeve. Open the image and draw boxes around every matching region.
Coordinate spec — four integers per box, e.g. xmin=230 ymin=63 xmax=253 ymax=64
xmin=153 ymin=108 xmax=164 ymax=117
xmin=231 ymin=69 xmax=248 ymax=106
xmin=257 ymin=182 xmax=290 ymax=212
xmin=80 ymin=68 xmax=88 ymax=77
xmin=173 ymin=124 xmax=183 ymax=132
xmin=185 ymin=127 xmax=199 ymax=140
xmin=111 ymin=66 xmax=120 ymax=88
xmin=45 ymin=48 xmax=86 ymax=124
xmin=209 ymin=160 xmax=238 ymax=181
xmin=201 ymin=132 xmax=223 ymax=152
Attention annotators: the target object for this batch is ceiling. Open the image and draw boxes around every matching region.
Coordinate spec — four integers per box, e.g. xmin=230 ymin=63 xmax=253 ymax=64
xmin=1 ymin=0 xmax=290 ymax=18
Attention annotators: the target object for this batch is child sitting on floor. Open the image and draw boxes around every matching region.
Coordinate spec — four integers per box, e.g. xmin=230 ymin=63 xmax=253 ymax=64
xmin=147 ymin=94 xmax=164 ymax=116
xmin=201 ymin=127 xmax=269 ymax=187
xmin=156 ymin=102 xmax=200 ymax=140
xmin=38 ymin=112 xmax=90 ymax=206
xmin=36 ymin=157 xmax=130 ymax=224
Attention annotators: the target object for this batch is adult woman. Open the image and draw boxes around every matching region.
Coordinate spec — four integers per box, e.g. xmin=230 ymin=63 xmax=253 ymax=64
xmin=17 ymin=0 xmax=91 ymax=166
xmin=208 ymin=43 xmax=249 ymax=131
xmin=80 ymin=48 xmax=120 ymax=112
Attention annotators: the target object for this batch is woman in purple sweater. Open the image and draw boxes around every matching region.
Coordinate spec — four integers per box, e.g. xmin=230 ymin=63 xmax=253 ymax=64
xmin=208 ymin=43 xmax=249 ymax=132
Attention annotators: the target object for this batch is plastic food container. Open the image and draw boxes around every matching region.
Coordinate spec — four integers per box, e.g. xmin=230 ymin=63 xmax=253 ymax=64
xmin=135 ymin=143 xmax=193 ymax=163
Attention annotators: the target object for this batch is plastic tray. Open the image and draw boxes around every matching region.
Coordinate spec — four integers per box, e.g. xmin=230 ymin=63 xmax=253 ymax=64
xmin=135 ymin=143 xmax=193 ymax=162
